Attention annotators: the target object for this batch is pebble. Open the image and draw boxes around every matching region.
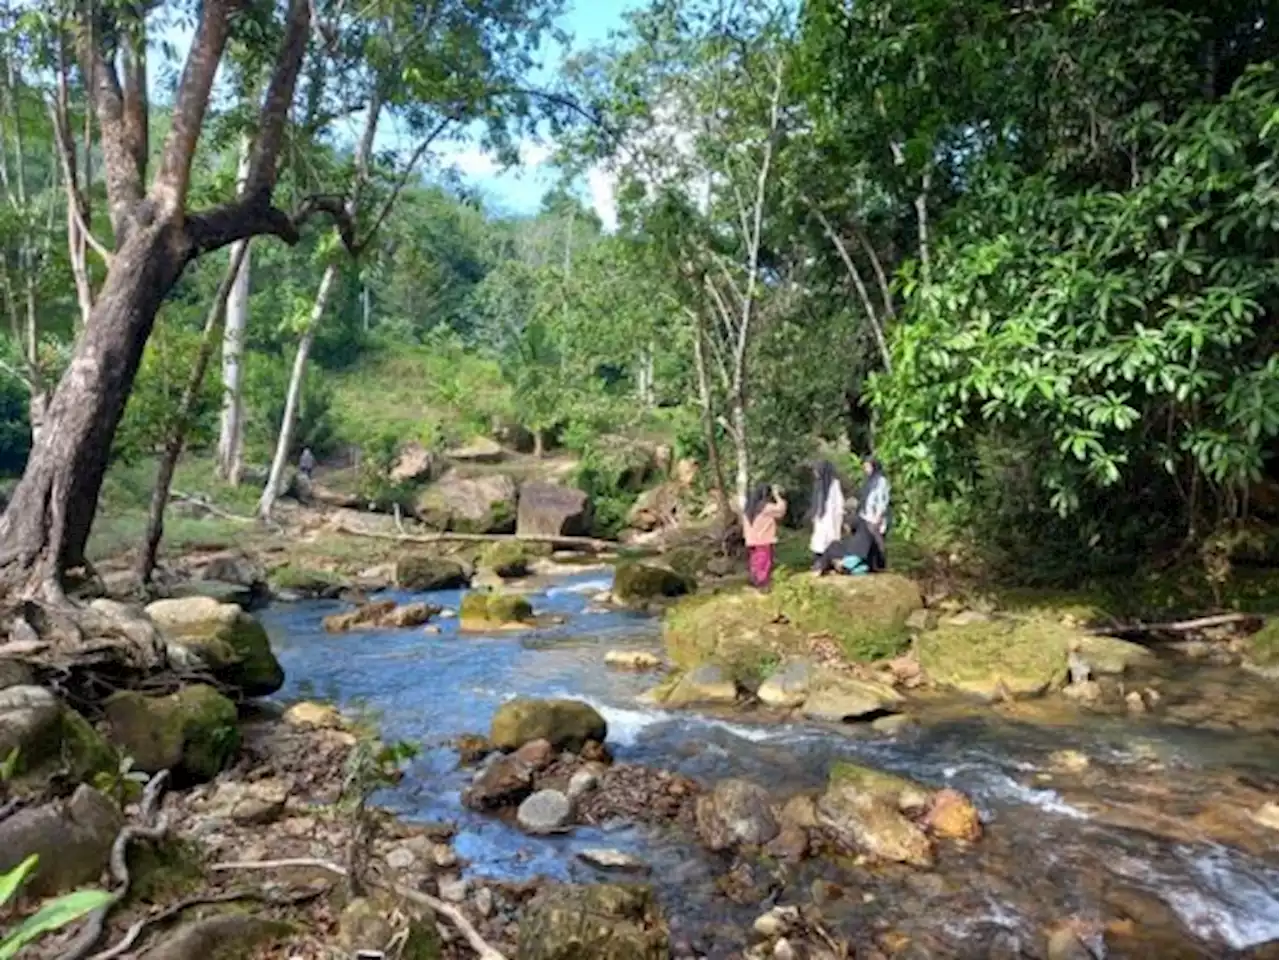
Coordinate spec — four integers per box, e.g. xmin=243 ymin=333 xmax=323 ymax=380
xmin=431 ymin=843 xmax=459 ymax=868
xmin=567 ymin=769 xmax=599 ymax=800
xmin=385 ymin=846 xmax=416 ymax=870
xmin=516 ymin=789 xmax=572 ymax=834
xmin=1125 ymin=690 xmax=1147 ymax=714
xmin=753 ymin=905 xmax=799 ymax=938
xmin=437 ymin=876 xmax=469 ymax=903
xmin=472 ymin=886 xmax=494 ymax=918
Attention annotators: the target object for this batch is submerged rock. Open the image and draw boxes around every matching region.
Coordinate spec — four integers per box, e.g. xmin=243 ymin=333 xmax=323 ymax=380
xmin=517 ymin=788 xmax=572 ymax=834
xmin=146 ymin=596 xmax=284 ymax=696
xmin=694 ymin=778 xmax=779 ymax=851
xmin=283 ymin=701 xmax=344 ymax=730
xmin=518 ymin=883 xmax=669 ymax=960
xmin=395 ymin=554 xmax=469 ymax=591
xmin=105 ymin=684 xmax=240 ymax=781
xmin=0 ymin=785 xmax=122 ymax=896
xmin=490 ymin=698 xmax=607 ymax=752
xmin=579 ymin=848 xmax=648 ymax=872
xmin=924 ymin=788 xmax=983 ymax=841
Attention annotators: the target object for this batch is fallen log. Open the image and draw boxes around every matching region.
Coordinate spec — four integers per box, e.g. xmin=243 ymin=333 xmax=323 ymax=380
xmin=332 ymin=519 xmax=620 ymax=554
xmin=1090 ymin=611 xmax=1261 ymax=641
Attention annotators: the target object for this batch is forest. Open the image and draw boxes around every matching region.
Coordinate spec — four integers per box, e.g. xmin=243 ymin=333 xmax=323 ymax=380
xmin=0 ymin=0 xmax=1274 ymax=592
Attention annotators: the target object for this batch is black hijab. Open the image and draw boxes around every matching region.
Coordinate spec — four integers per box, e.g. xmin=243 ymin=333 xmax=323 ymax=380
xmin=855 ymin=457 xmax=884 ymax=507
xmin=744 ymin=483 xmax=771 ymax=523
xmin=807 ymin=460 xmax=839 ymax=521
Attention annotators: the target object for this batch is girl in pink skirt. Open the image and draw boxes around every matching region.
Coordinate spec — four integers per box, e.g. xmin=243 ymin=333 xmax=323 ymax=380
xmin=742 ymin=483 xmax=787 ymax=589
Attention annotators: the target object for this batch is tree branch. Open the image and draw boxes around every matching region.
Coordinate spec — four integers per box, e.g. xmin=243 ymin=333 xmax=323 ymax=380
xmin=183 ymin=193 xmax=357 ymax=260
xmin=354 ymin=118 xmax=453 ymax=254
xmin=806 ymin=199 xmax=891 ymax=372
xmin=244 ymin=0 xmax=311 ymax=201
xmin=153 ymin=0 xmax=239 ymax=212
xmin=77 ymin=17 xmax=143 ymax=237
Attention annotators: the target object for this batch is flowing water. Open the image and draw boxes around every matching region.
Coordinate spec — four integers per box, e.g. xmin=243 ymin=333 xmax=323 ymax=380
xmin=259 ymin=569 xmax=1280 ymax=957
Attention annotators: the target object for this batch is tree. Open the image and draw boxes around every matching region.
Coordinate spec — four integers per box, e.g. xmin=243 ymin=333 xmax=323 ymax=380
xmin=0 ymin=0 xmax=346 ymax=598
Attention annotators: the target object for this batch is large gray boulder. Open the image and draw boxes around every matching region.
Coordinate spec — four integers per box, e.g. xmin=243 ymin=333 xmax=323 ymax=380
xmin=146 ymin=596 xmax=284 ymax=696
xmin=414 ymin=472 xmax=517 ymax=533
xmin=0 ymin=785 xmax=122 ymax=896
xmin=517 ymin=482 xmax=592 ymax=538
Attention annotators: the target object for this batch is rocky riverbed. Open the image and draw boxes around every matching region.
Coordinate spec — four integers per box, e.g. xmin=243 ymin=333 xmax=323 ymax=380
xmin=2 ymin=550 xmax=1277 ymax=959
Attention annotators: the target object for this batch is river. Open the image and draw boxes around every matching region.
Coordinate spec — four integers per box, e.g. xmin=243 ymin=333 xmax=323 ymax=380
xmin=259 ymin=568 xmax=1280 ymax=958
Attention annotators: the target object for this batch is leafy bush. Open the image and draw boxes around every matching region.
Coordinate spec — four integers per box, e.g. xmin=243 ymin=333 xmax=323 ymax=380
xmin=242 ymin=352 xmax=337 ymax=460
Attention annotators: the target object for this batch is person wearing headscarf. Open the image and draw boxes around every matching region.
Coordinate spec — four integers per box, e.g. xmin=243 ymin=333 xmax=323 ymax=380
xmin=741 ymin=482 xmax=787 ymax=589
xmin=853 ymin=455 xmax=891 ymax=571
xmin=806 ymin=460 xmax=844 ymax=573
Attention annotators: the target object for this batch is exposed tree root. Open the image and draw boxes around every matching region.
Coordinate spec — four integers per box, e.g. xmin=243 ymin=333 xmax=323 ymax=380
xmin=59 ymin=771 xmax=171 ymax=960
xmin=211 ymin=857 xmax=508 ymax=960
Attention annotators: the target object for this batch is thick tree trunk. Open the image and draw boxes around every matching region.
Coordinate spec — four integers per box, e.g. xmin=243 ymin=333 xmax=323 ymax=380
xmin=0 ymin=221 xmax=186 ymax=599
xmin=258 ymin=263 xmax=337 ymax=520
xmin=216 ymin=138 xmax=253 ymax=484
xmin=139 ymin=243 xmax=248 ymax=582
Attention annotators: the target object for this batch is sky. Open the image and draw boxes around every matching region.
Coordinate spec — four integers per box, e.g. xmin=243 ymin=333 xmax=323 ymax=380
xmin=431 ymin=0 xmax=643 ymax=221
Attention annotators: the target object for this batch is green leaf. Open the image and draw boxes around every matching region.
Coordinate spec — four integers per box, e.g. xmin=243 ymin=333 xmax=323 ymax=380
xmin=0 ymin=888 xmax=115 ymax=960
xmin=0 ymin=856 xmax=39 ymax=908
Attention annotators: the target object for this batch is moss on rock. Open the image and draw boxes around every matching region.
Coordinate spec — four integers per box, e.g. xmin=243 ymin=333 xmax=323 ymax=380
xmin=518 ymin=883 xmax=668 ymax=960
xmin=459 ymin=591 xmax=534 ymax=631
xmin=105 ymin=684 xmax=240 ymax=782
xmin=662 ymin=573 xmax=921 ymax=681
xmin=479 ymin=541 xmax=531 ymax=578
xmin=917 ymin=619 xmax=1073 ymax=700
xmin=146 ymin=597 xmax=284 ymax=697
xmin=490 ymin=698 xmax=607 ymax=751
xmin=60 ymin=709 xmax=119 ymax=785
xmin=127 ymin=836 xmax=205 ymax=903
xmin=613 ymin=562 xmax=693 ymax=606
xmin=395 ymin=554 xmax=469 ymax=591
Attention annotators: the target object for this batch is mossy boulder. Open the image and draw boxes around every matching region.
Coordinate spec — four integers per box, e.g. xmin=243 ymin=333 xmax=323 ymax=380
xmin=490 ymin=698 xmax=607 ymax=752
xmin=518 ymin=883 xmax=668 ymax=960
xmin=1073 ymin=634 xmax=1155 ymax=675
xmin=267 ymin=564 xmax=346 ymax=599
xmin=479 ymin=541 xmax=532 ymax=578
xmin=104 ymin=684 xmax=240 ymax=782
xmin=146 ymin=597 xmax=284 ymax=696
xmin=459 ymin=591 xmax=534 ymax=631
xmin=395 ymin=554 xmax=469 ymax=591
xmin=127 ymin=836 xmax=205 ymax=903
xmin=662 ymin=573 xmax=921 ymax=683
xmin=0 ymin=686 xmax=117 ymax=785
xmin=613 ymin=562 xmax=693 ymax=606
xmin=414 ymin=473 xmax=517 ymax=533
xmin=916 ymin=619 xmax=1074 ymax=700
xmin=0 ymin=784 xmax=123 ymax=896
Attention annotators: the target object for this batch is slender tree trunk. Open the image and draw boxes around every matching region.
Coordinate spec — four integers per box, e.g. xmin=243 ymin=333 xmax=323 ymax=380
xmin=257 ymin=263 xmax=337 ymax=520
xmin=691 ymin=312 xmax=730 ymax=520
xmin=139 ymin=243 xmax=248 ymax=582
xmin=914 ymin=167 xmax=931 ymax=282
xmin=533 ymin=429 xmax=544 ymax=458
xmin=0 ymin=221 xmax=187 ymax=599
xmin=729 ymin=385 xmax=749 ymax=508
xmin=217 ymin=137 xmax=252 ymax=484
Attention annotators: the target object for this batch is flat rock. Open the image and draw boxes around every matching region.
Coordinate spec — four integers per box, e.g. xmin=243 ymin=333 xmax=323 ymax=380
xmin=605 ymin=650 xmax=663 ymax=671
xmin=664 ymin=664 xmax=737 ymax=707
xmin=800 ymin=677 xmax=904 ymax=722
xmin=517 ymin=789 xmax=572 ymax=834
xmin=757 ymin=658 xmax=814 ymax=709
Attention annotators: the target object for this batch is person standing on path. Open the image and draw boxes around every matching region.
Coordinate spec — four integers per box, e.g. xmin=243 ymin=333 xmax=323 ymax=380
xmin=298 ymin=446 xmax=316 ymax=480
xmin=742 ymin=483 xmax=788 ymax=589
xmin=807 ymin=460 xmax=844 ymax=573
xmin=852 ymin=455 xmax=891 ymax=571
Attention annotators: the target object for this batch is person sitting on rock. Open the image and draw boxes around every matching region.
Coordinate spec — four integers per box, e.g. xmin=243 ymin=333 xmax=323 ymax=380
xmin=741 ymin=482 xmax=787 ymax=589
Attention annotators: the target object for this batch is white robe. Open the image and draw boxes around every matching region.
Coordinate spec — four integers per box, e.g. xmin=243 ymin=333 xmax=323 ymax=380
xmin=809 ymin=479 xmax=844 ymax=555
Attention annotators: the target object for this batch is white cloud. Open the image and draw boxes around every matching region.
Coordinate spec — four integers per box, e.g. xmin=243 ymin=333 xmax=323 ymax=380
xmin=587 ymin=163 xmax=618 ymax=232
xmin=436 ymin=137 xmax=554 ymax=181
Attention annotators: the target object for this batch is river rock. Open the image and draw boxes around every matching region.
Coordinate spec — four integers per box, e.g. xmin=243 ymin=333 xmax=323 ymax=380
xmin=462 ymin=754 xmax=535 ymax=810
xmin=479 ymin=540 xmax=533 ymax=578
xmin=1073 ymin=634 xmax=1155 ymax=675
xmin=415 ymin=472 xmax=516 ymax=533
xmin=141 ymin=913 xmax=292 ymax=960
xmin=337 ymin=893 xmax=440 ymax=960
xmin=568 ymin=768 xmax=600 ymax=800
xmin=514 ymin=737 xmax=556 ymax=770
xmin=283 ymin=701 xmax=344 ymax=730
xmin=517 ymin=789 xmax=572 ymax=834
xmin=695 ymin=779 xmax=779 ymax=851
xmin=518 ymin=482 xmax=592 ymax=538
xmin=0 ymin=657 xmax=34 ymax=691
xmin=663 ymin=664 xmax=738 ymax=707
xmin=0 ymin=785 xmax=122 ymax=896
xmin=663 ymin=575 xmax=922 ymax=679
xmin=518 ymin=883 xmax=669 ymax=960
xmin=800 ymin=676 xmax=904 ymax=722
xmin=146 ymin=596 xmax=284 ymax=696
xmin=390 ymin=441 xmax=440 ymax=484
xmin=105 ymin=684 xmax=240 ymax=782
xmin=917 ymin=618 xmax=1072 ymax=700
xmin=753 ymin=905 xmax=800 ymax=938
xmin=322 ymin=599 xmax=440 ymax=632
xmin=490 ymin=698 xmax=607 ymax=752
xmin=579 ymin=848 xmax=648 ymax=872
xmin=757 ymin=658 xmax=814 ymax=708
xmin=871 ymin=713 xmax=917 ymax=736
xmin=455 ymin=733 xmax=493 ymax=764
xmin=438 ymin=876 xmax=470 ymax=903
xmin=205 ymin=778 xmax=291 ymax=825
xmin=924 ymin=788 xmax=983 ymax=841
xmin=613 ymin=562 xmax=693 ymax=606
xmin=395 ymin=554 xmax=469 ymax=591
xmin=445 ymin=436 xmax=506 ymax=463
xmin=605 ymin=650 xmax=663 ymax=671
xmin=459 ymin=591 xmax=534 ymax=631
xmin=0 ymin=685 xmax=61 ymax=769
xmin=817 ymin=762 xmax=936 ymax=867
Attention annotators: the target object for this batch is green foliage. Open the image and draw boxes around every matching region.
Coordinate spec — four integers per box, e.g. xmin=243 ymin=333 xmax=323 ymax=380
xmin=0 ymin=856 xmax=115 ymax=960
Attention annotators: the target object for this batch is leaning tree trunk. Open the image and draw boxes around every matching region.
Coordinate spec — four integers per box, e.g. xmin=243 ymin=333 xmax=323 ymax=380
xmin=0 ymin=221 xmax=186 ymax=600
xmin=258 ymin=262 xmax=337 ymax=520
xmin=139 ymin=243 xmax=248 ymax=583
